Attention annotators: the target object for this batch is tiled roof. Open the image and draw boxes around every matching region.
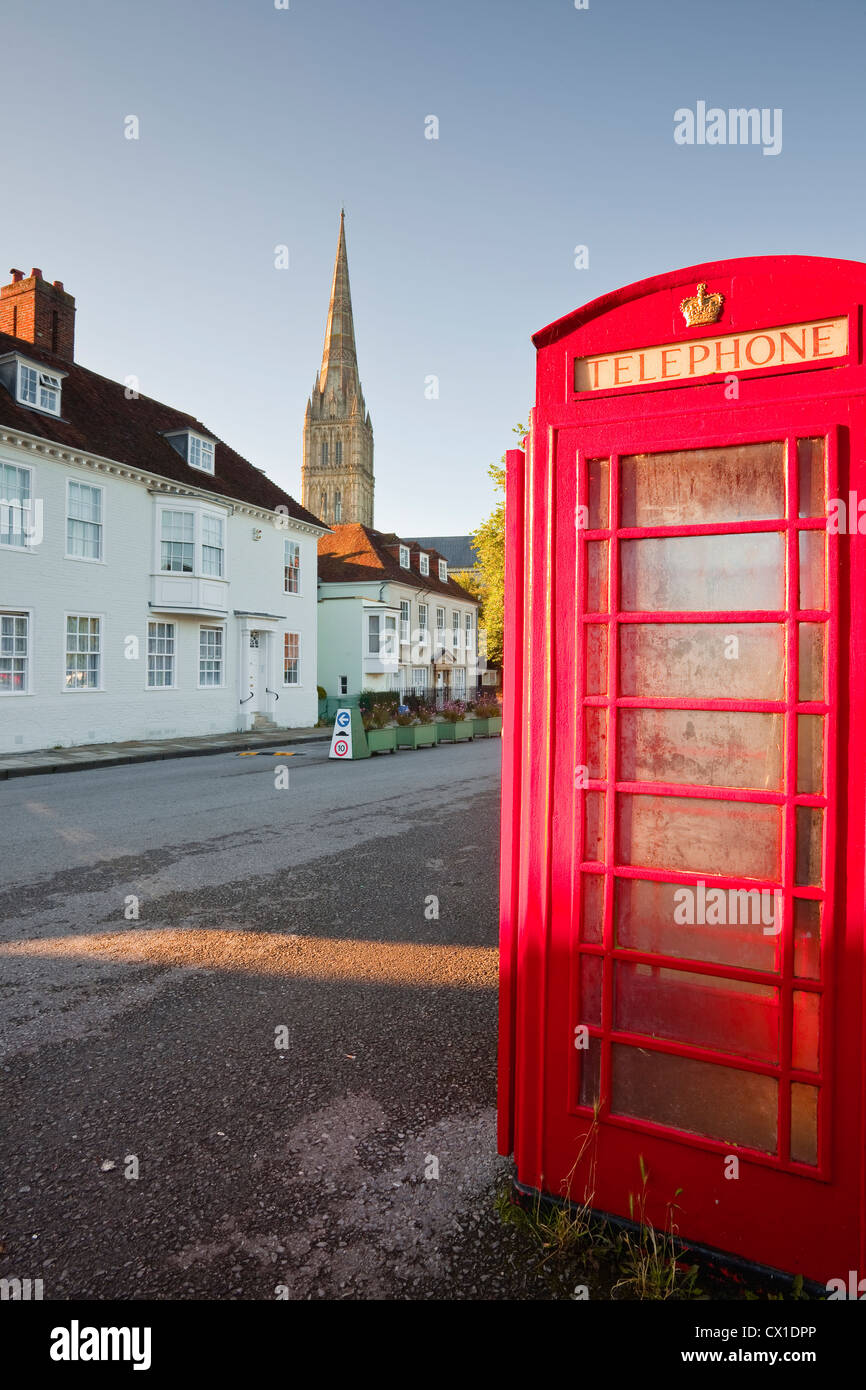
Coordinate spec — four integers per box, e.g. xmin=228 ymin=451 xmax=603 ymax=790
xmin=407 ymin=535 xmax=478 ymax=571
xmin=318 ymin=523 xmax=478 ymax=602
xmin=0 ymin=331 xmax=324 ymax=528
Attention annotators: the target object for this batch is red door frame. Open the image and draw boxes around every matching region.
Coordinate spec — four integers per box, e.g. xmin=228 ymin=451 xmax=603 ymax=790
xmin=498 ymin=256 xmax=866 ymax=1284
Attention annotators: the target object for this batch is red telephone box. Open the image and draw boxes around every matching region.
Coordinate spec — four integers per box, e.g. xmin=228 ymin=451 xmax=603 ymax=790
xmin=498 ymin=255 xmax=866 ymax=1284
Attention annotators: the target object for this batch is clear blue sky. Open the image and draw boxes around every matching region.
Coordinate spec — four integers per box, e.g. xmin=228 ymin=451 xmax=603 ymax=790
xmin=5 ymin=0 xmax=865 ymax=534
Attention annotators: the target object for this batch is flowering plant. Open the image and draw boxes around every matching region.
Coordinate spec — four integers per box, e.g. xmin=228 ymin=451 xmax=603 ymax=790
xmin=440 ymin=700 xmax=468 ymax=724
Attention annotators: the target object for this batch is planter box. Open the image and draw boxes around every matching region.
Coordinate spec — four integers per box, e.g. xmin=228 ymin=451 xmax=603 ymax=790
xmin=366 ymin=727 xmax=397 ymax=754
xmin=436 ymin=720 xmax=474 ymax=743
xmin=473 ymin=716 xmax=503 ymax=738
xmin=396 ymin=724 xmax=436 ymax=749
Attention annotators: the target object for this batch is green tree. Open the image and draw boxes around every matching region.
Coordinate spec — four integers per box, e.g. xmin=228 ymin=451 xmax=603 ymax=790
xmin=452 ymin=424 xmax=526 ymax=668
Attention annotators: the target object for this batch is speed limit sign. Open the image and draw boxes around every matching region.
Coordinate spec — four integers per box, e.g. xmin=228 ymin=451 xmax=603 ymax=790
xmin=329 ymin=708 xmax=360 ymax=760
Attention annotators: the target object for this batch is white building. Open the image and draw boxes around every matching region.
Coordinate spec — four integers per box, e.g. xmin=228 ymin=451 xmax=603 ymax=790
xmin=0 ymin=267 xmax=327 ymax=755
xmin=317 ymin=523 xmax=482 ymax=701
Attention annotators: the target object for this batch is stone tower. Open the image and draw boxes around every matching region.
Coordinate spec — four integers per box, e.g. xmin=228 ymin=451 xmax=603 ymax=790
xmin=302 ymin=212 xmax=374 ymax=528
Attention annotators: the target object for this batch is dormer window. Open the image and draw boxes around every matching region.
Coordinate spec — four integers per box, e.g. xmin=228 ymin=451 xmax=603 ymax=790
xmin=399 ymin=545 xmax=410 ymax=568
xmin=438 ymin=559 xmax=448 ymax=582
xmin=164 ymin=429 xmax=216 ymax=475
xmin=419 ymin=552 xmax=429 ymax=577
xmin=18 ymin=363 xmax=62 ymax=414
xmin=189 ymin=435 xmax=215 ymax=474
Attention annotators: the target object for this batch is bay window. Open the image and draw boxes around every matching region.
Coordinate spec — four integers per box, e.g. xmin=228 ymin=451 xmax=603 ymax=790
xmin=201 ymin=515 xmax=224 ymax=577
xmin=160 ymin=511 xmax=195 ymax=572
xmin=159 ymin=507 xmax=227 ymax=578
xmin=368 ymin=612 xmax=397 ymax=658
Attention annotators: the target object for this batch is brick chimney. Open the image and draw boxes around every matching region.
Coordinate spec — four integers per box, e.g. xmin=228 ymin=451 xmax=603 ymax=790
xmin=0 ymin=267 xmax=76 ymax=360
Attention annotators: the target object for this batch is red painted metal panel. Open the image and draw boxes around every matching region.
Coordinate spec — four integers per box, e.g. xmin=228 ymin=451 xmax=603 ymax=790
xmin=500 ymin=255 xmax=866 ymax=1284
xmin=497 ymin=445 xmax=525 ymax=1156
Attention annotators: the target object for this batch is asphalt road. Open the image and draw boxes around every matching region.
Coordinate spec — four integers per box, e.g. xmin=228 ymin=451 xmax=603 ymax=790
xmin=0 ymin=738 xmax=531 ymax=1301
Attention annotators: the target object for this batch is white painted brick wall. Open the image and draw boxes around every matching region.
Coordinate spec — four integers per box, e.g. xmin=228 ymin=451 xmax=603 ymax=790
xmin=0 ymin=441 xmax=320 ymax=752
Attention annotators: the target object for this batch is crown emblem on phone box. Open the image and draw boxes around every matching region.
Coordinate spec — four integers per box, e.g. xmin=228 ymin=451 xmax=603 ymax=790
xmin=680 ymin=282 xmax=725 ymax=326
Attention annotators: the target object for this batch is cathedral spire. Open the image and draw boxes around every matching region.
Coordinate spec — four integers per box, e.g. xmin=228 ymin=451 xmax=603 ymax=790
xmin=319 ymin=210 xmax=359 ymax=401
xmin=301 ymin=212 xmax=375 ymax=529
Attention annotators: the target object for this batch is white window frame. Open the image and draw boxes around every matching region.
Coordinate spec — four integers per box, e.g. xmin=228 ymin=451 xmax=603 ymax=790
xmin=201 ymin=513 xmax=224 ymax=577
xmin=16 ymin=361 xmax=62 ymax=416
xmin=157 ymin=503 xmax=228 ymax=580
xmin=400 ymin=599 xmax=411 ymax=642
xmin=439 ymin=559 xmax=448 ymax=582
xmin=452 ymin=610 xmax=461 ymax=650
xmin=0 ymin=608 xmax=32 ymax=696
xmin=339 ymin=675 xmax=348 ymax=695
xmin=465 ymin=611 xmax=474 ymax=651
xmin=0 ymin=460 xmax=35 ymax=551
xmin=411 ymin=666 xmax=428 ymax=691
xmin=399 ymin=544 xmax=410 ymax=569
xmin=418 ymin=603 xmax=428 ymax=643
xmin=367 ymin=612 xmax=397 ymax=658
xmin=187 ymin=434 xmax=215 ymax=475
xmin=160 ymin=508 xmax=196 ymax=573
xmin=284 ymin=539 xmax=301 ymax=594
xmin=65 ymin=479 xmax=105 ymax=563
xmin=283 ymin=631 xmax=301 ymax=686
xmin=198 ymin=625 xmax=225 ymax=688
xmin=146 ymin=620 xmax=177 ymax=689
xmin=419 ymin=552 xmax=429 ymax=577
xmin=435 ymin=606 xmax=446 ymax=656
xmin=64 ymin=613 xmax=103 ymax=692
